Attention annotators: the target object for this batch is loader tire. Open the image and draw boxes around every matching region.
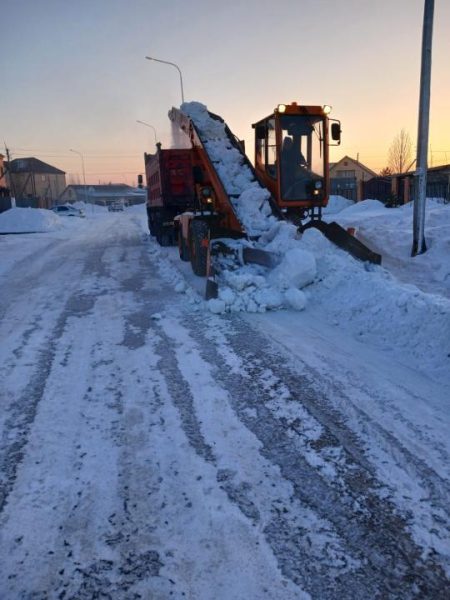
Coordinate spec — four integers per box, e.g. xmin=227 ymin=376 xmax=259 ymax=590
xmin=189 ymin=220 xmax=209 ymax=276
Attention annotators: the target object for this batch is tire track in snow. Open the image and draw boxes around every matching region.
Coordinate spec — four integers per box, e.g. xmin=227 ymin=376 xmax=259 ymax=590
xmin=0 ymin=242 xmax=110 ymax=514
xmin=180 ymin=312 xmax=450 ymax=599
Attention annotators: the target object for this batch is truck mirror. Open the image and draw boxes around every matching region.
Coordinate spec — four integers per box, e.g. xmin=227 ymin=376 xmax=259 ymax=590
xmin=331 ymin=122 xmax=341 ymax=142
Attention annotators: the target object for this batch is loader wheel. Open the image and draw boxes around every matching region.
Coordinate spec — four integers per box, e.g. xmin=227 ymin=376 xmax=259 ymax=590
xmin=179 ymin=233 xmax=190 ymax=261
xmin=189 ymin=220 xmax=209 ymax=276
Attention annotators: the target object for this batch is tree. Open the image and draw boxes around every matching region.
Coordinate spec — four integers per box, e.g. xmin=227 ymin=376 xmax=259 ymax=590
xmin=379 ymin=166 xmax=392 ymax=176
xmin=387 ymin=129 xmax=413 ymax=174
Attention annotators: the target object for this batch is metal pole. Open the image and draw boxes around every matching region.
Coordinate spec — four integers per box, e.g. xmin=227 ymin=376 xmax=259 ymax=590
xmin=412 ymin=0 xmax=434 ymax=256
xmin=136 ymin=120 xmax=158 ymax=145
xmin=70 ymin=149 xmax=89 ymax=207
xmin=145 ymin=56 xmax=185 ymax=104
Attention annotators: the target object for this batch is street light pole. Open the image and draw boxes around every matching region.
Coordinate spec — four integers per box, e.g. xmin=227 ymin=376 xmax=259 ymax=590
xmin=136 ymin=120 xmax=158 ymax=146
xmin=412 ymin=0 xmax=435 ymax=256
xmin=69 ymin=148 xmax=89 ymax=206
xmin=145 ymin=56 xmax=185 ymax=104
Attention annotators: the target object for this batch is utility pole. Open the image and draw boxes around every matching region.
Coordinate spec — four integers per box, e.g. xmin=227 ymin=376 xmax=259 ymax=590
xmin=4 ymin=145 xmax=17 ymax=207
xmin=412 ymin=0 xmax=434 ymax=256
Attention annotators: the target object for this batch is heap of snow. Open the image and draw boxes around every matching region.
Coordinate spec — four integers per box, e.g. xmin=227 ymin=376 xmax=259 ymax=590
xmin=181 ymin=101 xmax=278 ymax=237
xmin=322 ymin=194 xmax=354 ymax=215
xmin=0 ymin=207 xmax=65 ymax=233
xmin=298 ymin=225 xmax=450 ymax=383
xmin=329 ymin=197 xmax=450 ymax=295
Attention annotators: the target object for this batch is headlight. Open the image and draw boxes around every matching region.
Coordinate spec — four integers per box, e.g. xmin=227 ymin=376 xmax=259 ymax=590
xmin=277 ymin=104 xmax=286 ymax=113
xmin=315 ymin=181 xmax=323 ymax=189
xmin=323 ymin=105 xmax=332 ymax=115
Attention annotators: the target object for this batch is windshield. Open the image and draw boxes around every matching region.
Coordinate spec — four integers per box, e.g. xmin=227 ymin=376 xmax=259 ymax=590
xmin=279 ymin=114 xmax=325 ymax=201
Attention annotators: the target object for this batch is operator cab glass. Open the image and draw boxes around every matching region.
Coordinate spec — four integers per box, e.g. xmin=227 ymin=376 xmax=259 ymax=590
xmin=279 ymin=114 xmax=325 ymax=201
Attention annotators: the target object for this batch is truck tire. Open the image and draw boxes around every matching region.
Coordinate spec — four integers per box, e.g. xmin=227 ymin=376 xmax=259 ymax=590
xmin=160 ymin=229 xmax=172 ymax=246
xmin=179 ymin=233 xmax=190 ymax=261
xmin=189 ymin=220 xmax=209 ymax=276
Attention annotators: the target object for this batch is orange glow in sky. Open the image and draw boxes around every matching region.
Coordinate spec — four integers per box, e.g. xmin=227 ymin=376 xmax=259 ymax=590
xmin=2 ymin=0 xmax=449 ymax=184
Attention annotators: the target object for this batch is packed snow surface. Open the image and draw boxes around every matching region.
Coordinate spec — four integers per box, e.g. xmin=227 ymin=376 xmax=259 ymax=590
xmin=1 ymin=206 xmax=449 ymax=597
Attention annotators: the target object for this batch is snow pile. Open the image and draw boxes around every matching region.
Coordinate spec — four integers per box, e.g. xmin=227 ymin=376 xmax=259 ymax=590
xmin=322 ymin=195 xmax=354 ymax=215
xmin=0 ymin=207 xmax=65 ymax=233
xmin=329 ymin=197 xmax=450 ymax=295
xmin=299 ymin=226 xmax=450 ymax=382
xmin=181 ymin=101 xmax=278 ymax=237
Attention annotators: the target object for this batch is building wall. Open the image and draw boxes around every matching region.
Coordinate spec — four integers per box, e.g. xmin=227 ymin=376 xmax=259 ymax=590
xmin=331 ymin=158 xmax=376 ymax=201
xmin=11 ymin=172 xmax=66 ymax=201
xmin=330 ymin=159 xmax=374 ymax=184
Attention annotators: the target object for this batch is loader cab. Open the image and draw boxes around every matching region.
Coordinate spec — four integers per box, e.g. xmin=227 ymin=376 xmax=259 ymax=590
xmin=253 ymin=103 xmax=339 ymax=211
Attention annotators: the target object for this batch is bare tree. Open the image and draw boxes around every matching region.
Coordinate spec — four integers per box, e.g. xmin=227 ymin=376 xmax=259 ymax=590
xmin=379 ymin=166 xmax=393 ymax=176
xmin=388 ymin=129 xmax=413 ymax=174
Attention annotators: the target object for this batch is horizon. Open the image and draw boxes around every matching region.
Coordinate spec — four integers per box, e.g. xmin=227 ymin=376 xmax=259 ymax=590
xmin=2 ymin=0 xmax=449 ymax=184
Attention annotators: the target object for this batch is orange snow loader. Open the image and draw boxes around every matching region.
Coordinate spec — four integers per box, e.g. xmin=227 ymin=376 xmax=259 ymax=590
xmin=144 ymin=102 xmax=381 ymax=298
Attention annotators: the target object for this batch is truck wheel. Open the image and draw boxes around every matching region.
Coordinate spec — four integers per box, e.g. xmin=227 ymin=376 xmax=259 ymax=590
xmin=160 ymin=230 xmax=172 ymax=246
xmin=179 ymin=233 xmax=190 ymax=261
xmin=189 ymin=220 xmax=209 ymax=276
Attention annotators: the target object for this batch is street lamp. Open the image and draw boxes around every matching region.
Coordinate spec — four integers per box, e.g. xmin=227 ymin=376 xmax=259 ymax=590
xmin=136 ymin=120 xmax=158 ymax=145
xmin=145 ymin=56 xmax=185 ymax=104
xmin=69 ymin=148 xmax=89 ymax=206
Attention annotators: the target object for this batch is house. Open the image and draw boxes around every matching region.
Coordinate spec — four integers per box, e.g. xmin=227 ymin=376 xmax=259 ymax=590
xmin=330 ymin=155 xmax=377 ymax=201
xmin=7 ymin=157 xmax=66 ymax=208
xmin=59 ymin=184 xmax=146 ymax=207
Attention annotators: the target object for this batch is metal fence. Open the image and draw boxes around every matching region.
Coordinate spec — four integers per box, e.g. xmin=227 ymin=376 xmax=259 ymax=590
xmin=412 ymin=180 xmax=449 ymax=203
xmin=362 ymin=177 xmax=392 ymax=203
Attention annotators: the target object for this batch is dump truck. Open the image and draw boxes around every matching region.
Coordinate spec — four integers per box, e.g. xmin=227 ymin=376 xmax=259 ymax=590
xmin=144 ymin=102 xmax=381 ymax=296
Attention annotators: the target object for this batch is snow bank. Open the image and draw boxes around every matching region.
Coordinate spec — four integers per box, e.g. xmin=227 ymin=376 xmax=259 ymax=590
xmin=299 ymin=227 xmax=450 ymax=382
xmin=329 ymin=198 xmax=450 ymax=295
xmin=0 ymin=207 xmax=65 ymax=233
xmin=322 ymin=195 xmax=355 ymax=215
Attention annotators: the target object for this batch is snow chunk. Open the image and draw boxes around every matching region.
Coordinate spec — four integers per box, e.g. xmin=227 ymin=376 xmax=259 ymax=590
xmin=207 ymin=299 xmax=226 ymax=314
xmin=285 ymin=288 xmax=307 ymax=310
xmin=269 ymin=248 xmax=316 ymax=290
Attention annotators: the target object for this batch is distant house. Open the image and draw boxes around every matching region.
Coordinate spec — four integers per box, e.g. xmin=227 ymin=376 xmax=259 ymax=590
xmin=59 ymin=184 xmax=146 ymax=206
xmin=330 ymin=155 xmax=377 ymax=201
xmin=7 ymin=157 xmax=66 ymax=208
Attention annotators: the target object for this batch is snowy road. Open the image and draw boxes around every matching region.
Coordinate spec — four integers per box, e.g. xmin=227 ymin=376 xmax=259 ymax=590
xmin=0 ymin=211 xmax=449 ymax=599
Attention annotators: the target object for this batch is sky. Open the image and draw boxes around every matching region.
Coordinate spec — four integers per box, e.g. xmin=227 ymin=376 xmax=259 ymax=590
xmin=1 ymin=0 xmax=450 ymax=185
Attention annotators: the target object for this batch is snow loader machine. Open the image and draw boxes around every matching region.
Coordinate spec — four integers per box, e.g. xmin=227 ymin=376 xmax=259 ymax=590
xmin=144 ymin=102 xmax=381 ymax=298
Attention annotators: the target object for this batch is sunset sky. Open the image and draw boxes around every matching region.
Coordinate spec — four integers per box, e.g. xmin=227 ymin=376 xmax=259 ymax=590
xmin=1 ymin=0 xmax=449 ymax=185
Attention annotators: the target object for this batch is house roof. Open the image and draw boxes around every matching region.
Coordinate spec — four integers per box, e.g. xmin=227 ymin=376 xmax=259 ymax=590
xmin=331 ymin=155 xmax=377 ymax=178
xmin=9 ymin=157 xmax=65 ymax=175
